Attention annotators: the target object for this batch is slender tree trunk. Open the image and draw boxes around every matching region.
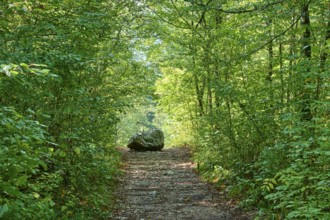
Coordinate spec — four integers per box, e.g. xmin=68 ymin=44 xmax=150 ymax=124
xmin=279 ymin=42 xmax=285 ymax=106
xmin=214 ymin=61 xmax=221 ymax=109
xmin=207 ymin=73 xmax=213 ymax=115
xmin=288 ymin=16 xmax=298 ymax=103
xmin=190 ymin=19 xmax=204 ymax=116
xmin=238 ymin=103 xmax=266 ymax=141
xmin=224 ymin=71 xmax=237 ymax=149
xmin=202 ymin=44 xmax=212 ymax=115
xmin=214 ymin=5 xmax=222 ymax=110
xmin=226 ymin=99 xmax=237 ymax=148
xmin=300 ymin=3 xmax=313 ymax=121
xmin=267 ymin=19 xmax=274 ymax=107
xmin=318 ymin=20 xmax=330 ymax=100
xmin=267 ymin=20 xmax=274 ymax=82
xmin=193 ymin=67 xmax=205 ymax=116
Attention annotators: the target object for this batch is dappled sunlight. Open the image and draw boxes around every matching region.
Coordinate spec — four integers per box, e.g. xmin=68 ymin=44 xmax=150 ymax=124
xmin=1 ymin=0 xmax=328 ymax=219
xmin=114 ymin=147 xmax=252 ymax=219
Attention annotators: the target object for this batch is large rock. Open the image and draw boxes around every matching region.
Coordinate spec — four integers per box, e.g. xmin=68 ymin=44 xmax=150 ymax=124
xmin=127 ymin=129 xmax=164 ymax=151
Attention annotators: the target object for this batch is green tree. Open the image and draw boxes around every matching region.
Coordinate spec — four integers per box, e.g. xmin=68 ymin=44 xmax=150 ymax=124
xmin=145 ymin=0 xmax=329 ymax=218
xmin=0 ymin=1 xmax=156 ymax=219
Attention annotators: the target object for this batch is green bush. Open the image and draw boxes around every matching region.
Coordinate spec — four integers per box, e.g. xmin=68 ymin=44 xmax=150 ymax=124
xmin=0 ymin=106 xmax=59 ymax=219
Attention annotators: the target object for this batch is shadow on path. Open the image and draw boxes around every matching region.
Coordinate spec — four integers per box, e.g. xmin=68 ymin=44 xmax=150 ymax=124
xmin=113 ymin=147 xmax=254 ymax=220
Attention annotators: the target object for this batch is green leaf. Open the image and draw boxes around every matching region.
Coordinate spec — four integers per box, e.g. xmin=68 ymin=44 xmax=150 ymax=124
xmin=2 ymin=184 xmax=20 ymax=197
xmin=8 ymin=166 xmax=18 ymax=179
xmin=39 ymin=161 xmax=48 ymax=170
xmin=0 ymin=204 xmax=9 ymax=218
xmin=16 ymin=175 xmax=28 ymax=186
xmin=74 ymin=147 xmax=81 ymax=155
xmin=59 ymin=151 xmax=66 ymax=157
xmin=268 ymin=183 xmax=274 ymax=190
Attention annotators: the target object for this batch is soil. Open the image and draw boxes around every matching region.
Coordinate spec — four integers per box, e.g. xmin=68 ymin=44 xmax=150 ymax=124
xmin=113 ymin=147 xmax=255 ymax=220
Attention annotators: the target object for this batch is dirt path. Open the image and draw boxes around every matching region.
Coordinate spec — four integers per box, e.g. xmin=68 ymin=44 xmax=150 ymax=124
xmin=113 ymin=147 xmax=254 ymax=220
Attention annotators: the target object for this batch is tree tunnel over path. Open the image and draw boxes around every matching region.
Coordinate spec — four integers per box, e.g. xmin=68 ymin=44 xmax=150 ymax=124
xmin=0 ymin=1 xmax=329 ymax=219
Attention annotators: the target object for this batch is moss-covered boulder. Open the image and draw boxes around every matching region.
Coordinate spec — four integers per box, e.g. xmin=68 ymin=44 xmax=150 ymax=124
xmin=127 ymin=129 xmax=164 ymax=151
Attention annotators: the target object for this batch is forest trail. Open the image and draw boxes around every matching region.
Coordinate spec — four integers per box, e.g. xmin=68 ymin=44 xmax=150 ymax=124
xmin=113 ymin=147 xmax=253 ymax=220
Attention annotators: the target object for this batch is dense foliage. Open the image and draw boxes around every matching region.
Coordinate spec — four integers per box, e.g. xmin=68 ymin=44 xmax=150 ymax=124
xmin=143 ymin=0 xmax=329 ymax=219
xmin=0 ymin=1 xmax=152 ymax=219
xmin=1 ymin=0 xmax=329 ymax=219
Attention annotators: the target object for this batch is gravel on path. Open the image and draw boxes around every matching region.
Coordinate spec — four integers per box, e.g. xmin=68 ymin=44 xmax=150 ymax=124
xmin=113 ymin=147 xmax=254 ymax=220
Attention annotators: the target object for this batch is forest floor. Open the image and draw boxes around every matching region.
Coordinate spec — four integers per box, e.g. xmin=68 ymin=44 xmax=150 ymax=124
xmin=113 ymin=147 xmax=255 ymax=220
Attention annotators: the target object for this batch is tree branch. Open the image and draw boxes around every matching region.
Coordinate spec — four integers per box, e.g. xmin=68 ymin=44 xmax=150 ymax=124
xmin=207 ymin=0 xmax=285 ymax=14
xmin=144 ymin=3 xmax=192 ymax=30
xmin=195 ymin=0 xmax=213 ymax=29
xmin=169 ymin=0 xmax=204 ymax=38
xmin=231 ymin=12 xmax=302 ymax=62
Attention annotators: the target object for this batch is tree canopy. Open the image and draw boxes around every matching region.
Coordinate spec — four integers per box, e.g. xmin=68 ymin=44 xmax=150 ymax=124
xmin=1 ymin=0 xmax=329 ymax=219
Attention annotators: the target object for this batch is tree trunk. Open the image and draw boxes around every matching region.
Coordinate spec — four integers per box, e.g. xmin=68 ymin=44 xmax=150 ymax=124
xmin=193 ymin=71 xmax=205 ymax=116
xmin=207 ymin=73 xmax=213 ymax=115
xmin=279 ymin=42 xmax=285 ymax=106
xmin=267 ymin=19 xmax=274 ymax=107
xmin=318 ymin=19 xmax=330 ymax=101
xmin=288 ymin=16 xmax=298 ymax=103
xmin=226 ymin=99 xmax=237 ymax=149
xmin=214 ymin=61 xmax=221 ymax=109
xmin=300 ymin=3 xmax=313 ymax=121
